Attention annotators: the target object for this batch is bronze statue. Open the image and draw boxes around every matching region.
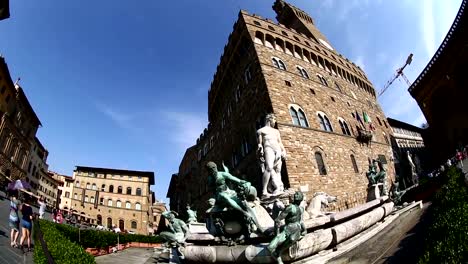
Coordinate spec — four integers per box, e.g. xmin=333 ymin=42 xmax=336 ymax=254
xmin=159 ymin=211 xmax=189 ymax=259
xmin=267 ymin=191 xmax=306 ymax=264
xmin=186 ymin=205 xmax=197 ymax=224
xmin=206 ymin=161 xmax=262 ymax=235
xmin=366 ymin=159 xmax=388 ymax=195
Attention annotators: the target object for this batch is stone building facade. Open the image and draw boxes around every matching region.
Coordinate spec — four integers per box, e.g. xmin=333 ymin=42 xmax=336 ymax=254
xmin=0 ymin=56 xmax=41 ymax=182
xmin=167 ymin=0 xmax=395 ymax=213
xmin=26 ymin=137 xmax=49 ymax=193
xmin=408 ymin=0 xmax=467 ymax=163
xmin=51 ymin=172 xmax=74 ymax=210
xmin=387 ymin=118 xmax=427 ymax=188
xmin=149 ymin=201 xmax=167 ymax=235
xmin=36 ymin=171 xmax=63 ymax=208
xmin=71 ymin=166 xmax=154 ymax=235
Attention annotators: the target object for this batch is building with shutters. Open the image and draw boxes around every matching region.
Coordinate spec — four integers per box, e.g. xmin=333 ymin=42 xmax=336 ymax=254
xmin=71 ymin=166 xmax=154 ymax=235
xmin=167 ymin=0 xmax=395 ymax=213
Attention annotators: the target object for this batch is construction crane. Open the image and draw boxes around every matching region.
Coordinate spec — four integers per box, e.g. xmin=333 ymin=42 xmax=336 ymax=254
xmin=378 ymin=53 xmax=413 ymax=97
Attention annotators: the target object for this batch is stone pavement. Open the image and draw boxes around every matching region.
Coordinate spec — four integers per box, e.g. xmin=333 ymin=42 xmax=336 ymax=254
xmin=95 ymin=247 xmax=170 ymax=264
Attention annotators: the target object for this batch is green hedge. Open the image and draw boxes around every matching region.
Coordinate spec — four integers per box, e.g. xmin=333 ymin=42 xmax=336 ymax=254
xmin=33 ymin=220 xmax=95 ymax=264
xmin=50 ymin=222 xmax=163 ymax=249
xmin=419 ymin=167 xmax=468 ymax=263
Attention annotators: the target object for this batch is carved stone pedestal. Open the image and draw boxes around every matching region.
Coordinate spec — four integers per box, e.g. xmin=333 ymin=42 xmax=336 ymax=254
xmin=367 ymin=183 xmax=383 ymax=202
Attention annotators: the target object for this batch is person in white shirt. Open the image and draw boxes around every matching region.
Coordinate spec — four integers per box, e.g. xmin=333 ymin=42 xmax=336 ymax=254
xmin=38 ymin=198 xmax=46 ymax=219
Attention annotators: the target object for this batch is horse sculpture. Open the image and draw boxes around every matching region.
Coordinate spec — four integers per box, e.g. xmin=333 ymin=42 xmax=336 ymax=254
xmin=306 ymin=192 xmax=337 ymax=218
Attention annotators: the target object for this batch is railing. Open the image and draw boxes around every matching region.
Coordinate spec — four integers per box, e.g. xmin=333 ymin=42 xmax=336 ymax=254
xmin=33 ymin=219 xmax=55 ymax=264
xmin=356 ymin=127 xmax=373 ymax=143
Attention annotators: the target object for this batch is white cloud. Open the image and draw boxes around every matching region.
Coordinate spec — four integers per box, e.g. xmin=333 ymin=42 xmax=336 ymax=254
xmin=160 ymin=111 xmax=207 ymax=150
xmin=422 ymin=0 xmax=436 ymax=57
xmin=353 ymin=56 xmax=366 ymax=71
xmin=320 ymin=0 xmax=335 ymax=9
xmin=95 ymin=102 xmax=133 ymax=129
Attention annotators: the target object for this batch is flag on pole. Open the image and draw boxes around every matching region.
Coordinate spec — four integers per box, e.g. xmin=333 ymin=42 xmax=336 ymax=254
xmin=0 ymin=0 xmax=10 ymax=21
xmin=362 ymin=111 xmax=369 ymax=123
xmin=356 ymin=111 xmax=364 ymax=128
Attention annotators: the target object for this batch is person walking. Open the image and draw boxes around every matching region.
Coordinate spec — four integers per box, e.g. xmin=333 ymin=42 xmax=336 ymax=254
xmin=8 ymin=190 xmax=21 ymax=248
xmin=38 ymin=197 xmax=46 ymax=219
xmin=19 ymin=195 xmax=34 ymax=252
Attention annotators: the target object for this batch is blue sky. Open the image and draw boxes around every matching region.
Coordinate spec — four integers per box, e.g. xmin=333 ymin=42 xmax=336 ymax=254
xmin=0 ymin=0 xmax=462 ymax=204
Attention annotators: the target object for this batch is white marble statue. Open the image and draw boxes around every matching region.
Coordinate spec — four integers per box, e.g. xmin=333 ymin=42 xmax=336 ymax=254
xmin=257 ymin=113 xmax=287 ymax=197
xmin=407 ymin=151 xmax=418 ymax=185
xmin=305 ymin=192 xmax=337 ymax=218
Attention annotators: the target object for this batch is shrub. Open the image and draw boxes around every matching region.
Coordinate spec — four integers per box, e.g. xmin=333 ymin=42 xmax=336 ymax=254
xmin=50 ymin=222 xmax=162 ymax=249
xmin=33 ymin=220 xmax=95 ymax=264
xmin=419 ymin=167 xmax=468 ymax=263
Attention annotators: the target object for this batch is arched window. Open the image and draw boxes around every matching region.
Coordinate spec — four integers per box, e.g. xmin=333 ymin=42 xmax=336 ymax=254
xmin=272 ymin=57 xmax=286 ymax=70
xmin=377 ymin=117 xmax=382 ymax=126
xmin=383 ymin=120 xmax=388 ymax=128
xmin=107 ymin=199 xmax=113 ymax=207
xmin=289 ymin=105 xmax=309 ymax=127
xmin=127 ymin=187 xmax=132 ymax=195
xmin=126 ymin=201 xmax=131 ymax=209
xmin=317 ymin=112 xmax=333 ymax=132
xmin=350 ymin=154 xmax=359 ymax=173
xmin=335 ymin=82 xmax=342 ymax=92
xmin=290 ymin=108 xmax=300 ymax=126
xmin=75 ymin=181 xmax=80 ymax=188
xmin=265 ymin=34 xmax=275 ymax=49
xmin=101 ymin=184 xmax=106 ymax=191
xmin=285 ymin=42 xmax=293 ymax=55
xmin=117 ymin=186 xmax=122 ymax=194
xmin=97 ymin=215 xmax=102 ymax=225
xmin=131 ymin=221 xmax=137 ymax=229
xmin=92 ymin=183 xmax=97 ymax=190
xmin=85 ymin=195 xmax=89 ymax=202
xmin=116 ymin=200 xmax=122 ymax=208
xmin=338 ymin=118 xmax=351 ymax=136
xmin=315 ymin=152 xmax=327 ymax=175
xmin=109 ymin=185 xmax=114 ymax=193
xmin=135 ymin=203 xmax=141 ymax=210
xmin=275 ymin=38 xmax=285 ymax=52
xmin=297 ymin=109 xmax=309 ymax=127
xmin=74 ymin=193 xmax=77 ymax=200
xmin=296 ymin=66 xmax=309 ymax=79
xmin=324 ymin=115 xmax=333 ymax=132
xmin=86 ymin=183 xmax=90 ymax=189
xmin=90 ymin=196 xmax=95 ymax=203
xmin=317 ymin=74 xmax=328 ymax=87
xmin=107 ymin=217 xmax=112 ymax=229
xmin=136 ymin=188 xmax=142 ymax=196
xmin=254 ymin=31 xmax=264 ymax=45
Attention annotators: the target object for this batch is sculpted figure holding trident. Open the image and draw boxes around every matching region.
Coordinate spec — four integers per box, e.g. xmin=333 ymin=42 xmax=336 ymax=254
xmin=257 ymin=113 xmax=287 ymax=197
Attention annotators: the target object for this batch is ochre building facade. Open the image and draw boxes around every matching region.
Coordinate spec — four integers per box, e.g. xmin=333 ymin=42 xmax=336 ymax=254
xmin=71 ymin=166 xmax=154 ymax=235
xmin=168 ymin=0 xmax=395 ymax=214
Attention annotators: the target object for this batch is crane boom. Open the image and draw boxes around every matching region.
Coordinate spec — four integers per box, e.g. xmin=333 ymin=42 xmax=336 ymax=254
xmin=378 ymin=53 xmax=413 ymax=97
